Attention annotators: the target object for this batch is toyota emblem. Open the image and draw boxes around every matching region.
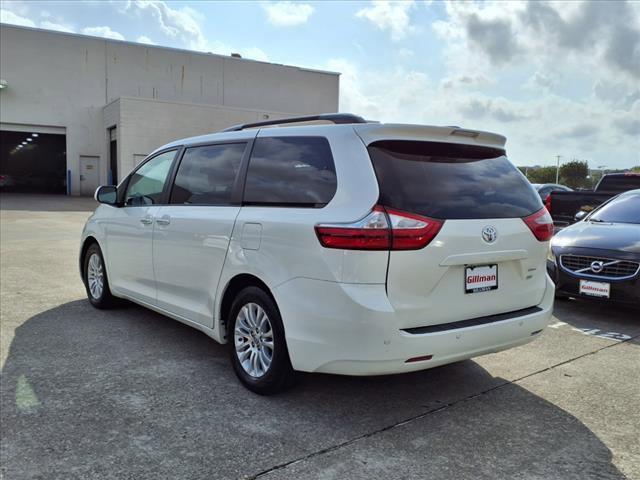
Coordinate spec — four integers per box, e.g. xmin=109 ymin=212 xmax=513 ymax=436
xmin=590 ymin=261 xmax=604 ymax=273
xmin=482 ymin=225 xmax=498 ymax=244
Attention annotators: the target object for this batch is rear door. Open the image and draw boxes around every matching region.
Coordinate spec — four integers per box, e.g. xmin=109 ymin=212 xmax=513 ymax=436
xmin=367 ymin=139 xmax=549 ymax=328
xmin=153 ymin=141 xmax=248 ymax=327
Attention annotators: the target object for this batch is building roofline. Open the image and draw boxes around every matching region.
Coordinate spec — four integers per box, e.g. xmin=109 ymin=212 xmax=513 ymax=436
xmin=0 ymin=22 xmax=341 ymax=76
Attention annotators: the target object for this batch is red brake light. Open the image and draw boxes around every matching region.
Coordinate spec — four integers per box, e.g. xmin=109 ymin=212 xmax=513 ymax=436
xmin=315 ymin=206 xmax=390 ymax=250
xmin=385 ymin=207 xmax=443 ymax=250
xmin=523 ymin=208 xmax=553 ymax=242
xmin=545 ymin=194 xmax=552 ymax=214
xmin=315 ymin=206 xmax=443 ymax=250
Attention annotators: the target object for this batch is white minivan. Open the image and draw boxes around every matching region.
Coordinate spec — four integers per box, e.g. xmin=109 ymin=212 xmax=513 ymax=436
xmin=80 ymin=114 xmax=554 ymax=394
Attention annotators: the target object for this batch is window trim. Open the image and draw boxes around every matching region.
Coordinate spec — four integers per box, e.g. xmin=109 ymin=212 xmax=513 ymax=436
xmin=166 ymin=139 xmax=253 ymax=207
xmin=239 ymin=135 xmax=337 ymax=209
xmin=119 ymin=146 xmax=183 ymax=207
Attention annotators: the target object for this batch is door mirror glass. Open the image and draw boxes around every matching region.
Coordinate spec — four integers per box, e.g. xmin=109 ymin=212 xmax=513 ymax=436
xmin=574 ymin=210 xmax=588 ymax=222
xmin=95 ymin=185 xmax=117 ymax=205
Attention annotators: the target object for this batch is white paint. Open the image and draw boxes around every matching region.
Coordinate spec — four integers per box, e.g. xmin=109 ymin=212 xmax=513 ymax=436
xmin=548 ymin=320 xmax=630 ymax=342
xmin=548 ymin=321 xmax=568 ymax=329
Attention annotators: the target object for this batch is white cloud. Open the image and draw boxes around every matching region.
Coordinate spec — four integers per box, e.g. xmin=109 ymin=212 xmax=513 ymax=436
xmin=241 ymin=47 xmax=269 ymax=62
xmin=127 ymin=1 xmax=207 ymax=50
xmin=82 ymin=26 xmax=125 ymax=41
xmin=262 ymin=1 xmax=314 ymax=27
xmin=136 ymin=35 xmax=155 ymax=45
xmin=434 ymin=0 xmax=640 ymax=83
xmin=124 ymin=1 xmax=270 ymax=60
xmin=422 ymin=0 xmax=640 ymax=168
xmin=325 ymin=57 xmax=638 ymax=168
xmin=0 ymin=9 xmax=36 ymax=27
xmin=356 ymin=0 xmax=415 ymax=41
xmin=40 ymin=21 xmax=74 ymax=33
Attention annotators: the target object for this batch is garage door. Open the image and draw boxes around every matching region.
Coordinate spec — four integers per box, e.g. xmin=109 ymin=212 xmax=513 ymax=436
xmin=0 ymin=130 xmax=66 ymax=194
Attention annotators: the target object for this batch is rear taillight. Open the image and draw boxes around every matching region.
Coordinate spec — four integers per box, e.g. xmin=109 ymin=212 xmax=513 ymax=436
xmin=315 ymin=206 xmax=443 ymax=250
xmin=545 ymin=194 xmax=552 ymax=214
xmin=523 ymin=208 xmax=553 ymax=242
xmin=385 ymin=207 xmax=443 ymax=250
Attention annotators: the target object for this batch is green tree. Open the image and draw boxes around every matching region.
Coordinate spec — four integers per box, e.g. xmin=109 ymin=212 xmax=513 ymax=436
xmin=527 ymin=166 xmax=558 ymax=184
xmin=631 ymin=165 xmax=640 ymax=173
xmin=559 ymin=160 xmax=589 ymax=188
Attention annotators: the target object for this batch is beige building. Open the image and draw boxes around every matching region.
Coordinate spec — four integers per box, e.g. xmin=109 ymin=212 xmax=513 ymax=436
xmin=0 ymin=24 xmax=339 ymax=195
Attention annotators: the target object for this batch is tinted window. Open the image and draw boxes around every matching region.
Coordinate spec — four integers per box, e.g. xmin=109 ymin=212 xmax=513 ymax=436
xmin=125 ymin=150 xmax=176 ymax=206
xmin=170 ymin=143 xmax=246 ymax=205
xmin=368 ymin=141 xmax=542 ymax=219
xmin=590 ymin=193 xmax=640 ymax=224
xmin=243 ymin=137 xmax=337 ymax=207
xmin=597 ymin=175 xmax=640 ymax=192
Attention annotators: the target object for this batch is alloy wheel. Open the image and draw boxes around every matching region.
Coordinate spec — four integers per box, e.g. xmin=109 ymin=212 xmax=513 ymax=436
xmin=234 ymin=302 xmax=275 ymax=378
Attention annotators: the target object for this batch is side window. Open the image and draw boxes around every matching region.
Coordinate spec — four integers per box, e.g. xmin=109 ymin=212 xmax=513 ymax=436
xmin=125 ymin=150 xmax=176 ymax=206
xmin=243 ymin=136 xmax=337 ymax=207
xmin=170 ymin=143 xmax=246 ymax=205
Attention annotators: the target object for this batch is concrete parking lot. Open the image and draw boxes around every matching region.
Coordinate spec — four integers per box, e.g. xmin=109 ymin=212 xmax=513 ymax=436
xmin=1 ymin=193 xmax=638 ymax=480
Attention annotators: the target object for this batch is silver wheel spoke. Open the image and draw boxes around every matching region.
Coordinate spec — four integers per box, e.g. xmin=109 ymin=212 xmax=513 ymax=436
xmin=87 ymin=253 xmax=105 ymax=300
xmin=234 ymin=302 xmax=274 ymax=378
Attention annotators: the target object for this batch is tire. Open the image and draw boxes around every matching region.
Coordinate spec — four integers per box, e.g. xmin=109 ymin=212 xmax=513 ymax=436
xmin=83 ymin=243 xmax=116 ymax=309
xmin=228 ymin=286 xmax=295 ymax=395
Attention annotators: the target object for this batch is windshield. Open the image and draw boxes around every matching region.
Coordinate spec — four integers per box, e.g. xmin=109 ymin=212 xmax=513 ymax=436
xmin=590 ymin=193 xmax=640 ymax=224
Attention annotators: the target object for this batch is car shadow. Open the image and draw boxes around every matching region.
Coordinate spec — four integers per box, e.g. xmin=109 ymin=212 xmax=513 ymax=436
xmin=0 ymin=300 xmax=626 ymax=479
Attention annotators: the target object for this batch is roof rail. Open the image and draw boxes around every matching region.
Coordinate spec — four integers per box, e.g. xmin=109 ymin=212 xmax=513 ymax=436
xmin=221 ymin=113 xmax=369 ymax=132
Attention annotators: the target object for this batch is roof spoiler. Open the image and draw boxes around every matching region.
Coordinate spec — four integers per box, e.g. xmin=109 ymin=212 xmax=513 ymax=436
xmin=221 ymin=113 xmax=370 ymax=132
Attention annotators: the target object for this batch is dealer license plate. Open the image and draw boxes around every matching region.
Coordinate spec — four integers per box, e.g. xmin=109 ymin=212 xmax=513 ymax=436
xmin=579 ymin=280 xmax=610 ymax=298
xmin=465 ymin=264 xmax=498 ymax=294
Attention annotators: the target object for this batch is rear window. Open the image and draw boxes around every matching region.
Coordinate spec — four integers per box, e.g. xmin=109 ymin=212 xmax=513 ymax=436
xmin=368 ymin=140 xmax=542 ymax=219
xmin=243 ymin=136 xmax=337 ymax=207
xmin=596 ymin=175 xmax=640 ymax=192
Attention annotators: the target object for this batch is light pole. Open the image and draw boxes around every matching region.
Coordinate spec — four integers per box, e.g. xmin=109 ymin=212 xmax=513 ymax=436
xmin=555 ymin=155 xmax=562 ymax=184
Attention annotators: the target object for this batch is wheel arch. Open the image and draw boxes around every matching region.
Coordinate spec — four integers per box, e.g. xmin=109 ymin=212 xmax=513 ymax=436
xmin=79 ymin=236 xmax=100 ymax=282
xmin=218 ymin=273 xmax=278 ymax=343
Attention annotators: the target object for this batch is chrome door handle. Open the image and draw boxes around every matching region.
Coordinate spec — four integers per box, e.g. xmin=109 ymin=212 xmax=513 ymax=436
xmin=156 ymin=216 xmax=171 ymax=226
xmin=140 ymin=217 xmax=153 ymax=225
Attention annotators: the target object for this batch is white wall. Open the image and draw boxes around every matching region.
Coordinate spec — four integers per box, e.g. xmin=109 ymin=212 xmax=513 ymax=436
xmin=111 ymin=97 xmax=292 ymax=179
xmin=0 ymin=24 xmax=340 ymax=194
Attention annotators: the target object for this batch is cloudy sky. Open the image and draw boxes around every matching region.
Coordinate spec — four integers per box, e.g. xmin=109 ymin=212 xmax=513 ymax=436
xmin=1 ymin=0 xmax=639 ymax=168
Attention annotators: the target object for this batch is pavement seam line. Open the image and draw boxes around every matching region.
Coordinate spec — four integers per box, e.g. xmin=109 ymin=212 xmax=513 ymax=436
xmin=247 ymin=332 xmax=640 ymax=480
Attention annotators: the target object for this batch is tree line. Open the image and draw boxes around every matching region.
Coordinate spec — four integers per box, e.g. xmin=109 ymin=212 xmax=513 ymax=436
xmin=518 ymin=161 xmax=640 ymax=189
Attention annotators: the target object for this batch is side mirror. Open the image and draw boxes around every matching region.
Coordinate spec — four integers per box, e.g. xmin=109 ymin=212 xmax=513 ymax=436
xmin=574 ymin=210 xmax=588 ymax=222
xmin=95 ymin=185 xmax=118 ymax=205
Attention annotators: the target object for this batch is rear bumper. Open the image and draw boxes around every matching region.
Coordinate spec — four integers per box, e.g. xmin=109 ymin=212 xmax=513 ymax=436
xmin=274 ymin=275 xmax=554 ymax=375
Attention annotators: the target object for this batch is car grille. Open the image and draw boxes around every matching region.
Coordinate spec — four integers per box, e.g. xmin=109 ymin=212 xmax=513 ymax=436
xmin=560 ymin=255 xmax=640 ymax=280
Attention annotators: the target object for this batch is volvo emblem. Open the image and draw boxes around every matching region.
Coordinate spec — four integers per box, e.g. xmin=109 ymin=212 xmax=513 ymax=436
xmin=482 ymin=225 xmax=498 ymax=244
xmin=590 ymin=261 xmax=604 ymax=273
